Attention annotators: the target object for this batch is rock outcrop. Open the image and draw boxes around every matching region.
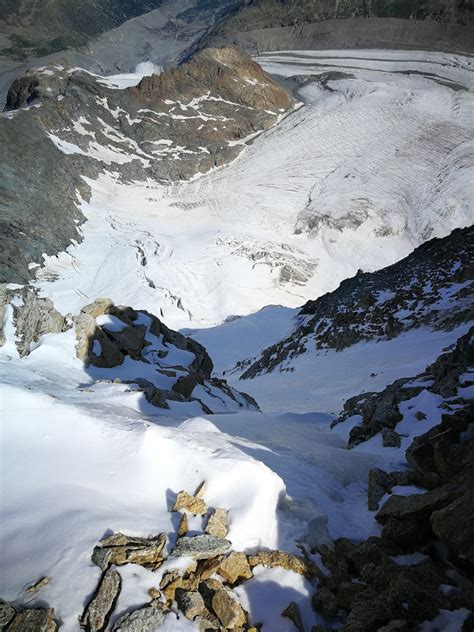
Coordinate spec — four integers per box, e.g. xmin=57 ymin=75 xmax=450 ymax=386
xmin=72 ymin=298 xmax=259 ymax=414
xmin=0 ymin=285 xmax=69 ymax=357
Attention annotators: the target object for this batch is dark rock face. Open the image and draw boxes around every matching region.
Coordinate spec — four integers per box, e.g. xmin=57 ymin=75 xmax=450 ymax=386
xmin=241 ymin=226 xmax=473 ymax=379
xmin=0 ymin=47 xmax=295 ymax=283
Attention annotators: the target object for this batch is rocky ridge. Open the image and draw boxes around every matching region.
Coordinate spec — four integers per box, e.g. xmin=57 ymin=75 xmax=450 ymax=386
xmin=0 ymin=47 xmax=296 ymax=283
xmin=238 ymin=226 xmax=473 ymax=379
xmin=306 ymin=326 xmax=473 ymax=631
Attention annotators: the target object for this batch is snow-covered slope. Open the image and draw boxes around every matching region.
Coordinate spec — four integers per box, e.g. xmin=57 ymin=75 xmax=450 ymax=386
xmin=30 ymin=49 xmax=474 ymax=329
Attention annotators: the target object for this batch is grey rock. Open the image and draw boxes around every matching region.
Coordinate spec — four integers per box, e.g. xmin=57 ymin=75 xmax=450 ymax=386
xmin=175 ymin=589 xmax=205 ymax=620
xmin=7 ymin=608 xmax=58 ymax=632
xmin=112 ymin=602 xmax=165 ymax=631
xmin=172 ymin=535 xmax=231 ymax=560
xmin=0 ymin=603 xmax=16 ymax=629
xmin=80 ymin=567 xmax=121 ymax=631
xmin=0 ymin=286 xmax=67 ymax=357
xmin=382 ymin=428 xmax=402 ymax=448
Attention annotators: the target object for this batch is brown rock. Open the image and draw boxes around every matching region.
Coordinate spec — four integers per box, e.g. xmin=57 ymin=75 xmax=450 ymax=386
xmin=172 ymin=490 xmax=208 ymax=515
xmin=80 ymin=298 xmax=113 ymax=319
xmin=194 ymin=557 xmax=222 ymax=581
xmin=218 ymin=552 xmax=253 ymax=585
xmin=248 ymin=550 xmax=318 ymax=579
xmin=205 ymin=508 xmax=229 ymax=539
xmin=178 ymin=513 xmax=188 ymax=537
xmin=211 ymin=588 xmax=247 ymax=629
xmin=25 ymin=576 xmax=51 ymax=594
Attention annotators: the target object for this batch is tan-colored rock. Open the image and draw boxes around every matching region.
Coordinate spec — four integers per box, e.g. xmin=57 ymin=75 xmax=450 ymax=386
xmin=25 ymin=576 xmax=51 ymax=594
xmin=248 ymin=550 xmax=318 ymax=579
xmin=80 ymin=298 xmax=113 ymax=319
xmin=211 ymin=588 xmax=247 ymax=629
xmin=205 ymin=508 xmax=228 ymax=539
xmin=176 ymin=588 xmax=206 ymax=620
xmin=178 ymin=513 xmax=188 ymax=537
xmin=282 ymin=602 xmax=305 ymax=632
xmin=148 ymin=587 xmax=160 ymax=599
xmin=172 ymin=490 xmax=208 ymax=515
xmin=194 ymin=557 xmax=222 ymax=581
xmin=218 ymin=552 xmax=253 ymax=585
xmin=194 ymin=481 xmax=207 ymax=499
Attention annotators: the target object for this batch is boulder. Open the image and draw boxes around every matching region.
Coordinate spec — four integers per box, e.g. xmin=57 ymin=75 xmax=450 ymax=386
xmin=172 ymin=535 xmax=231 ymax=560
xmin=218 ymin=552 xmax=253 ymax=584
xmin=211 ymin=588 xmax=247 ymax=629
xmin=205 ymin=508 xmax=229 ymax=539
xmin=112 ymin=603 xmax=165 ymax=631
xmin=431 ymin=492 xmax=474 ymax=567
xmin=80 ymin=567 xmax=121 ymax=631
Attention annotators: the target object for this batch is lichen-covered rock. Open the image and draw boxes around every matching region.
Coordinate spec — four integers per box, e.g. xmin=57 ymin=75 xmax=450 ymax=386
xmin=218 ymin=552 xmax=253 ymax=584
xmin=172 ymin=535 xmax=231 ymax=560
xmin=0 ymin=603 xmax=16 ymax=629
xmin=205 ymin=508 xmax=228 ymax=539
xmin=175 ymin=589 xmax=206 ymax=620
xmin=7 ymin=608 xmax=58 ymax=632
xmin=112 ymin=602 xmax=165 ymax=631
xmin=80 ymin=567 xmax=121 ymax=631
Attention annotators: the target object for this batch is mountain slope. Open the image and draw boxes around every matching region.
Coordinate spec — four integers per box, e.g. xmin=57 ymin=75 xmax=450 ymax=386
xmin=0 ymin=48 xmax=295 ymax=284
xmin=14 ymin=49 xmax=471 ymax=333
xmin=240 ymin=226 xmax=473 ymax=379
xmin=194 ymin=0 xmax=474 ymax=56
